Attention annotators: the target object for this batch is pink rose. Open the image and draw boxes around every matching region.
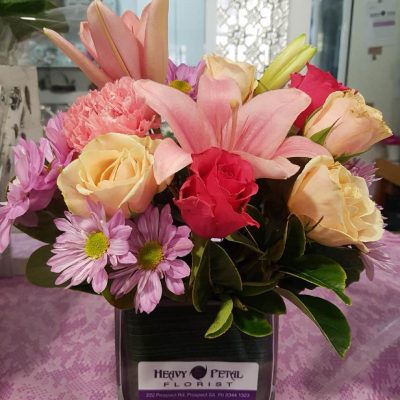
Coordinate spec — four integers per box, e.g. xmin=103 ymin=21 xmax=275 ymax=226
xmin=290 ymin=64 xmax=348 ymax=128
xmin=175 ymin=148 xmax=259 ymax=238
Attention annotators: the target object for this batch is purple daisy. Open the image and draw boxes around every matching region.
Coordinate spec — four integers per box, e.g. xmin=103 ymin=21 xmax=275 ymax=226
xmin=48 ymin=201 xmax=135 ymax=293
xmin=361 ymin=230 xmax=400 ymax=280
xmin=166 ymin=59 xmax=205 ymax=100
xmin=344 ymin=158 xmax=379 ymax=189
xmin=110 ymin=204 xmax=193 ymax=314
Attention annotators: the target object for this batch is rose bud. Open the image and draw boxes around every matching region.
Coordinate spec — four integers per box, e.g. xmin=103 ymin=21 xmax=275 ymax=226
xmin=204 ymin=54 xmax=257 ymax=102
xmin=304 ymin=90 xmax=392 ymax=157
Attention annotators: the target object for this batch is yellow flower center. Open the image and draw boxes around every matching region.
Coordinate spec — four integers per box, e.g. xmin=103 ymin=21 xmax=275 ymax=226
xmin=84 ymin=232 xmax=109 ymax=259
xmin=169 ymin=79 xmax=192 ymax=94
xmin=138 ymin=240 xmax=164 ymax=270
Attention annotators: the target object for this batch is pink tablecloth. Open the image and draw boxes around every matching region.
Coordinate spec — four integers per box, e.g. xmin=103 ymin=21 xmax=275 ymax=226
xmin=0 ymin=270 xmax=399 ymax=400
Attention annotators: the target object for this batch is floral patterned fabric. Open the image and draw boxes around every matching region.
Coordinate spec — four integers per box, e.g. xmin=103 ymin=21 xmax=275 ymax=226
xmin=276 ymin=273 xmax=400 ymax=400
xmin=0 ymin=264 xmax=399 ymax=399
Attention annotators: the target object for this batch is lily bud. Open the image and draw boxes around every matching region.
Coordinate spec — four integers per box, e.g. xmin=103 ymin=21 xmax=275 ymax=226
xmin=255 ymin=34 xmax=316 ymax=93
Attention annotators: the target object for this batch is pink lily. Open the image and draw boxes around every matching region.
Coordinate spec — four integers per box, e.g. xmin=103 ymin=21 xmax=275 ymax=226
xmin=133 ymin=76 xmax=330 ymax=183
xmin=44 ymin=0 xmax=168 ymax=87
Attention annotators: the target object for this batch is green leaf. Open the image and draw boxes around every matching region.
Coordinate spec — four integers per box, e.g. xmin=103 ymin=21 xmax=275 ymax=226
xmin=162 ymin=283 xmax=187 ymax=303
xmin=25 ymin=244 xmax=58 ymax=287
xmin=233 ymin=308 xmax=272 ymax=337
xmin=310 ymin=126 xmax=331 ymax=145
xmin=226 ymin=231 xmax=262 ymax=254
xmin=209 ymin=241 xmax=242 ymax=292
xmin=190 ymin=235 xmax=208 ymax=287
xmin=15 ymin=210 xmax=59 ymax=244
xmin=264 ymin=213 xmax=305 ymax=263
xmin=310 ymin=119 xmax=343 ymax=146
xmin=281 ymin=214 xmax=306 ymax=261
xmin=265 ymin=236 xmax=286 ymax=263
xmin=277 ymin=289 xmax=351 ymax=357
xmin=205 ymin=297 xmax=233 ymax=339
xmin=241 ymin=290 xmax=286 ymax=315
xmin=102 ymin=285 xmax=135 ymax=310
xmin=70 ymin=284 xmax=96 ymax=295
xmin=25 ymin=244 xmax=97 ymax=295
xmin=308 ymin=245 xmax=364 ymax=286
xmin=192 ymin=241 xmax=212 ymax=312
xmin=241 ymin=281 xmax=278 ymax=296
xmin=246 ymin=205 xmax=267 ymax=247
xmin=281 ymin=255 xmax=351 ymax=305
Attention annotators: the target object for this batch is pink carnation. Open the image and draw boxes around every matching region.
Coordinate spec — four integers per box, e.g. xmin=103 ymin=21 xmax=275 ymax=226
xmin=63 ymin=77 xmax=160 ymax=152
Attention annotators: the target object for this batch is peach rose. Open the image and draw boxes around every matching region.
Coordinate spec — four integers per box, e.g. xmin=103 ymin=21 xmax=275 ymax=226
xmin=288 ymin=156 xmax=383 ymax=249
xmin=204 ymin=54 xmax=257 ymax=102
xmin=57 ymin=133 xmax=164 ymax=218
xmin=304 ymin=90 xmax=392 ymax=157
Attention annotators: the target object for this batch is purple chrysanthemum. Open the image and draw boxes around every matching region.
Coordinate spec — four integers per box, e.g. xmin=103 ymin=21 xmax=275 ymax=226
xmin=0 ymin=138 xmax=59 ymax=253
xmin=166 ymin=59 xmax=205 ymax=99
xmin=48 ymin=201 xmax=135 ymax=293
xmin=45 ymin=112 xmax=74 ymax=167
xmin=345 ymin=158 xmax=379 ymax=189
xmin=361 ymin=230 xmax=400 ymax=280
xmin=110 ymin=204 xmax=193 ymax=314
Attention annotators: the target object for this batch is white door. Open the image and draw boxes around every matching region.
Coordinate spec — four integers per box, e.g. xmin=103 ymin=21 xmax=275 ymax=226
xmin=205 ymin=0 xmax=313 ymax=72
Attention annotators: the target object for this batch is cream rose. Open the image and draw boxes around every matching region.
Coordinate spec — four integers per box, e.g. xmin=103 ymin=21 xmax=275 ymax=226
xmin=58 ymin=133 xmax=164 ymax=218
xmin=288 ymin=156 xmax=383 ymax=249
xmin=304 ymin=90 xmax=392 ymax=157
xmin=204 ymin=54 xmax=257 ymax=102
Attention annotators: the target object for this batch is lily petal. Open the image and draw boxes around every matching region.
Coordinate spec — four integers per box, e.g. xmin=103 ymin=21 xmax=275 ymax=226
xmin=121 ymin=10 xmax=140 ymax=35
xmin=143 ymin=0 xmax=169 ymax=82
xmin=136 ymin=4 xmax=150 ymax=46
xmin=79 ymin=21 xmax=97 ymax=60
xmin=134 ymin=80 xmax=213 ymax=153
xmin=273 ymin=136 xmax=331 ymax=158
xmin=196 ymin=75 xmax=242 ymax=149
xmin=87 ymin=0 xmax=141 ymax=80
xmin=43 ymin=28 xmax=111 ymax=88
xmin=235 ymin=88 xmax=311 ymax=158
xmin=153 ymin=138 xmax=192 ymax=184
xmin=236 ymin=151 xmax=300 ymax=179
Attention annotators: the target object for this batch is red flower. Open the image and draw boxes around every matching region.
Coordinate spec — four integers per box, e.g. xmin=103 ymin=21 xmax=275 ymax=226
xmin=290 ymin=64 xmax=348 ymax=128
xmin=175 ymin=148 xmax=259 ymax=238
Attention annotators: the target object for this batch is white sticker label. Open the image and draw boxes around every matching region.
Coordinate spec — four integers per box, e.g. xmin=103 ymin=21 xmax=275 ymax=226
xmin=138 ymin=361 xmax=259 ymax=400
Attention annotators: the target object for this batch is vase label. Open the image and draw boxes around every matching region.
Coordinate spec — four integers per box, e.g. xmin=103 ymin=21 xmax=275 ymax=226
xmin=138 ymin=361 xmax=259 ymax=399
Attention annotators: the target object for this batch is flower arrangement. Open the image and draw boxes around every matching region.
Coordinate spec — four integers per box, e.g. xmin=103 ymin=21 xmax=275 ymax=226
xmin=1 ymin=0 xmax=398 ymax=359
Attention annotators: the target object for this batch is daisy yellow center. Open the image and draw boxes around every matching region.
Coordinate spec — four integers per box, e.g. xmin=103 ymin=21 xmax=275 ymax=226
xmin=169 ymin=79 xmax=192 ymax=94
xmin=138 ymin=241 xmax=163 ymax=270
xmin=84 ymin=232 xmax=109 ymax=259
